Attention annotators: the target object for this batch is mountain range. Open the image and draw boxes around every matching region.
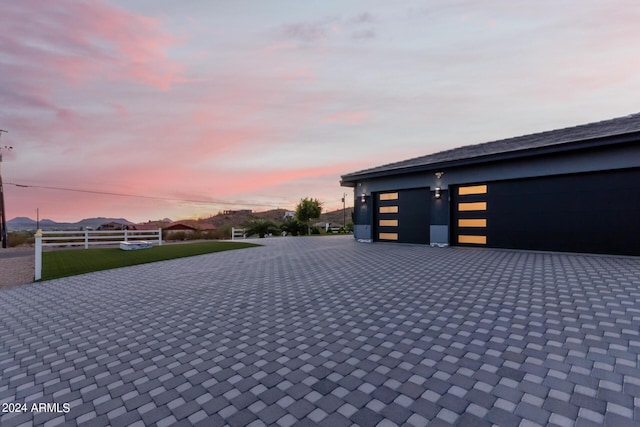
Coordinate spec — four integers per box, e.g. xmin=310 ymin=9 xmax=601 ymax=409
xmin=7 ymin=208 xmax=353 ymax=232
xmin=7 ymin=217 xmax=138 ymax=231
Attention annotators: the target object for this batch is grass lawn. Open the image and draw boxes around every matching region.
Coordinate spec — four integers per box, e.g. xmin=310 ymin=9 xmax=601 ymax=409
xmin=41 ymin=241 xmax=260 ymax=281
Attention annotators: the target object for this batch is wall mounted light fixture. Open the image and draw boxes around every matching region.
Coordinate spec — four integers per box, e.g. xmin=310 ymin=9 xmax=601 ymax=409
xmin=435 ymin=187 xmax=441 ymax=199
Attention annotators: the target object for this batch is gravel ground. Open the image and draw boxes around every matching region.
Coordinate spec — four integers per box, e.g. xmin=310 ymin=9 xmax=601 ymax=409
xmin=0 ymin=248 xmax=34 ymax=289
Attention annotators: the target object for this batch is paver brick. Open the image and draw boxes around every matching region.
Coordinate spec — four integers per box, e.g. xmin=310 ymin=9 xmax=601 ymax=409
xmin=351 ymin=407 xmax=384 ymax=427
xmin=408 ymin=398 xmax=439 ymax=420
xmin=2 ymin=237 xmax=640 ymax=427
xmin=287 ymin=399 xmax=315 ymax=419
xmin=515 ymin=402 xmax=550 ymax=426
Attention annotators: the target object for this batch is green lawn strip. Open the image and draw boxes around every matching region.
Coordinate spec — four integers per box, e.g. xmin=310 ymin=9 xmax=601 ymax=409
xmin=41 ymin=241 xmax=260 ymax=281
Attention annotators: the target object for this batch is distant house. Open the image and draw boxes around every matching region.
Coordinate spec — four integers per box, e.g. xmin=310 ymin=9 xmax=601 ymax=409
xmin=283 ymin=211 xmax=295 ymax=220
xmin=97 ymin=222 xmax=126 ymax=230
xmin=163 ymin=223 xmax=198 ymax=233
xmin=222 ymin=209 xmax=252 ymax=215
xmin=162 ymin=222 xmax=216 ymax=237
xmin=129 ymin=223 xmax=160 ymax=231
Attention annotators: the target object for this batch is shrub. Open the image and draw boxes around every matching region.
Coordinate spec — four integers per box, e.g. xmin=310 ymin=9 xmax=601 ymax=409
xmin=244 ymin=220 xmax=278 ymax=238
xmin=280 ymin=218 xmax=306 ymax=236
xmin=165 ymin=231 xmax=187 ymax=241
xmin=214 ymin=225 xmax=232 ymax=240
xmin=8 ymin=232 xmax=34 ymax=247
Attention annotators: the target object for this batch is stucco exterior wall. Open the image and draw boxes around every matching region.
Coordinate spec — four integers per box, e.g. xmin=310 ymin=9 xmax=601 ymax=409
xmin=350 ymin=142 xmax=640 ymax=243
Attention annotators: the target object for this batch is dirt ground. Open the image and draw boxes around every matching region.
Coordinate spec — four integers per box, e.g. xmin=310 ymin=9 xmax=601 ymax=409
xmin=0 ymin=248 xmax=35 ymax=289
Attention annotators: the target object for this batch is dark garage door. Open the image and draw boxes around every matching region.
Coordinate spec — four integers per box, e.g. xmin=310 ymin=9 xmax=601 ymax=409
xmin=375 ymin=188 xmax=430 ymax=244
xmin=451 ymin=168 xmax=640 ymax=255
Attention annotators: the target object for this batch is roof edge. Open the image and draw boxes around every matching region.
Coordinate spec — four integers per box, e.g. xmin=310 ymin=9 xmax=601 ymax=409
xmin=341 ymin=113 xmax=640 ymax=184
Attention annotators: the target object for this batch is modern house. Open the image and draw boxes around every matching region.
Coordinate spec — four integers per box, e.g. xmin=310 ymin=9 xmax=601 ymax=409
xmin=340 ymin=113 xmax=640 ymax=256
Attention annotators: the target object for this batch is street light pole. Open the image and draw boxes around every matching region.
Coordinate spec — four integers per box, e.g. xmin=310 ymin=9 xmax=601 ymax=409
xmin=0 ymin=130 xmax=11 ymax=249
xmin=342 ymin=193 xmax=346 ymax=228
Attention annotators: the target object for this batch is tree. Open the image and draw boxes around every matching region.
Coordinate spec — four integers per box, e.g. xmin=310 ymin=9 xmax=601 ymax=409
xmin=244 ymin=219 xmax=278 ymax=238
xmin=295 ymin=198 xmax=322 ymax=235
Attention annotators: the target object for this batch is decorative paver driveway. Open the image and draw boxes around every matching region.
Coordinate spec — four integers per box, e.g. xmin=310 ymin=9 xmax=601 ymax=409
xmin=1 ymin=236 xmax=639 ymax=426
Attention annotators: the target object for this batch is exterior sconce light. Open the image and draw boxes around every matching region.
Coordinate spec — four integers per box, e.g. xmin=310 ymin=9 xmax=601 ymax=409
xmin=361 ymin=193 xmax=366 ymax=204
xmin=435 ymin=187 xmax=441 ymax=199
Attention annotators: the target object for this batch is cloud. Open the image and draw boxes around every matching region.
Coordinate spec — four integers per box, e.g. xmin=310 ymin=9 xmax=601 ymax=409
xmin=279 ymin=14 xmax=378 ymax=44
xmin=224 ymin=163 xmax=351 ymax=193
xmin=279 ymin=66 xmax=315 ymax=82
xmin=349 ymin=13 xmax=376 ymax=25
xmin=280 ymin=20 xmax=333 ymax=43
xmin=351 ymin=29 xmax=376 ymax=40
xmin=263 ymin=43 xmax=300 ymax=53
xmin=4 ymin=0 xmax=639 ymax=224
xmin=1 ymin=0 xmax=186 ymax=91
xmin=510 ymin=3 xmax=640 ymax=102
xmin=325 ymin=110 xmax=371 ymax=125
xmin=348 ymin=12 xmax=377 ymax=39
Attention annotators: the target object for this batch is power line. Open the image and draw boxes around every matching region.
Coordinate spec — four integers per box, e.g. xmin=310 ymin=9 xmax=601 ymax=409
xmin=5 ymin=182 xmax=285 ymax=208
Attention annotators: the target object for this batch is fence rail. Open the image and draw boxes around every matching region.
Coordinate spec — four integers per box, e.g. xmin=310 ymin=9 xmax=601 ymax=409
xmin=231 ymin=227 xmax=246 ymax=240
xmin=34 ymin=229 xmax=162 ymax=280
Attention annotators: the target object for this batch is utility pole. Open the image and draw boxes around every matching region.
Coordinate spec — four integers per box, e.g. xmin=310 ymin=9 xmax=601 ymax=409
xmin=342 ymin=193 xmax=346 ymax=228
xmin=0 ymin=130 xmax=11 ymax=248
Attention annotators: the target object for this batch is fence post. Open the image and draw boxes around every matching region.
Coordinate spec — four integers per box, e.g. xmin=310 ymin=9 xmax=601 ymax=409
xmin=124 ymin=229 xmax=128 ymax=242
xmin=158 ymin=229 xmax=162 ymax=246
xmin=232 ymin=227 xmax=235 ymax=241
xmin=34 ymin=229 xmax=42 ymax=281
xmin=84 ymin=229 xmax=89 ymax=249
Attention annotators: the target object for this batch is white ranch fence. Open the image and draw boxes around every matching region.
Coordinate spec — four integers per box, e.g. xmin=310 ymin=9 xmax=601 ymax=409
xmin=34 ymin=229 xmax=162 ymax=281
xmin=231 ymin=227 xmax=246 ymax=240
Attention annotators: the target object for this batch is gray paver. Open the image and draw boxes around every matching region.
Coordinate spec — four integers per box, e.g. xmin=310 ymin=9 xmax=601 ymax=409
xmin=2 ymin=236 xmax=640 ymax=426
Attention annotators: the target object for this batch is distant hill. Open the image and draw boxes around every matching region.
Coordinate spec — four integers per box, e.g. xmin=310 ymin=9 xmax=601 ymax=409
xmin=7 ymin=217 xmax=136 ymax=231
xmin=6 ymin=217 xmax=37 ymax=230
xmin=7 ymin=207 xmax=354 ymax=232
xmin=186 ymin=207 xmax=354 ymax=230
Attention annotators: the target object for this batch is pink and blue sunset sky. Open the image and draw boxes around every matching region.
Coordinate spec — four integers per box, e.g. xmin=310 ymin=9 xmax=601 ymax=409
xmin=2 ymin=1 xmax=640 ymax=223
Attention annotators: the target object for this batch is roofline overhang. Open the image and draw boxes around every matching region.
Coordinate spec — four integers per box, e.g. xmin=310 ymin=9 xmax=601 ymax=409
xmin=340 ymin=132 xmax=640 ymax=186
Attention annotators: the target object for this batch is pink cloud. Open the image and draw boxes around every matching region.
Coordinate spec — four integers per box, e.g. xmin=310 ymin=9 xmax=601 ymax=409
xmin=324 ymin=110 xmax=371 ymax=125
xmin=264 ymin=43 xmax=300 ymax=53
xmin=4 ymin=157 xmax=364 ymax=222
xmin=208 ymin=162 xmax=359 ymax=197
xmin=0 ymin=4 xmax=378 ymax=223
xmin=280 ymin=67 xmax=315 ymax=82
xmin=2 ymin=0 xmax=186 ymax=91
xmin=523 ymin=3 xmax=640 ymax=102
